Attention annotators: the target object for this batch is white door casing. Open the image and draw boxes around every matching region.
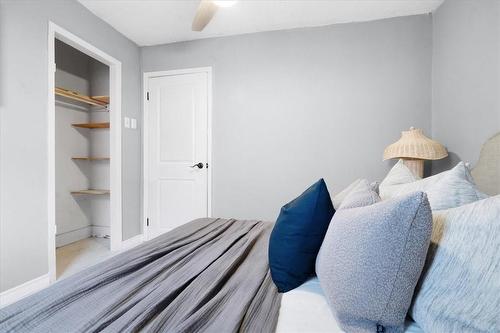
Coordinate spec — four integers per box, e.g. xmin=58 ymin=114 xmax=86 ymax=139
xmin=48 ymin=22 xmax=122 ymax=284
xmin=146 ymin=70 xmax=211 ymax=238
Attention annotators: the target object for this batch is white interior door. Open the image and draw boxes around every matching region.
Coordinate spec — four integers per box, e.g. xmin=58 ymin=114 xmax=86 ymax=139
xmin=147 ymin=71 xmax=210 ymax=239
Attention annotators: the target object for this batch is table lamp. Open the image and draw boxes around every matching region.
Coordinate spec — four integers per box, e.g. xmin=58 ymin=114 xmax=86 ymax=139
xmin=383 ymin=127 xmax=448 ymax=178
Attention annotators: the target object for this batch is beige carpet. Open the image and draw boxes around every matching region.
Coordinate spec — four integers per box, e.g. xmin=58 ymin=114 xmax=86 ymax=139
xmin=56 ymin=237 xmax=112 ymax=280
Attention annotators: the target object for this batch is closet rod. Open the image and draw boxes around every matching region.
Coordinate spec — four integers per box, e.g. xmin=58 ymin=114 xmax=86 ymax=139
xmin=55 ymin=87 xmax=109 ymax=108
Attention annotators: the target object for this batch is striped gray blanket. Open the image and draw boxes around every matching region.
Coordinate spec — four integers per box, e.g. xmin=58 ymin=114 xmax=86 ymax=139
xmin=0 ymin=218 xmax=281 ymax=333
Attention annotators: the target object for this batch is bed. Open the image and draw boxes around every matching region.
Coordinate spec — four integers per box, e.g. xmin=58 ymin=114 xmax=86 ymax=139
xmin=0 ymin=218 xmax=281 ymax=332
xmin=1 ymin=133 xmax=498 ymax=333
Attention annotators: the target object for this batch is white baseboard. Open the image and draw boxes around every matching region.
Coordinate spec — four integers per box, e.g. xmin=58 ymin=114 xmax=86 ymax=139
xmin=56 ymin=226 xmax=92 ymax=247
xmin=0 ymin=274 xmax=50 ymax=308
xmin=56 ymin=226 xmax=111 ymax=247
xmin=91 ymin=225 xmax=110 ymax=238
xmin=120 ymin=234 xmax=144 ymax=251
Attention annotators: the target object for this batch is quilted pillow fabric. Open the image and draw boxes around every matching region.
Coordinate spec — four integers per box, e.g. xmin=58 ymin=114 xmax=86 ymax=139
xmin=410 ymin=196 xmax=500 ymax=332
xmin=316 ymin=192 xmax=432 ymax=333
xmin=269 ymin=179 xmax=335 ymax=292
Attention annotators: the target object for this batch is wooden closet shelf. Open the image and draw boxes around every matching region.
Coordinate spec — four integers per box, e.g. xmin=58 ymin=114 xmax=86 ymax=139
xmin=72 ymin=157 xmax=110 ymax=161
xmin=92 ymin=96 xmax=110 ymax=104
xmin=71 ymin=189 xmax=110 ymax=195
xmin=55 ymin=87 xmax=108 ymax=107
xmin=72 ymin=122 xmax=110 ymax=129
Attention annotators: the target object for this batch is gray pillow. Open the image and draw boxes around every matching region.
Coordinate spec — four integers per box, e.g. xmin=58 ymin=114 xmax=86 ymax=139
xmin=337 ymin=180 xmax=380 ymax=210
xmin=316 ymin=192 xmax=432 ymax=333
xmin=410 ymin=195 xmax=500 ymax=332
xmin=333 ymin=179 xmax=379 ymax=210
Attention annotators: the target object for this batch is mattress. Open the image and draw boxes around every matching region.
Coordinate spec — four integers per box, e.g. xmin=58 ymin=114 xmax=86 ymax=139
xmin=276 ymin=278 xmax=424 ymax=333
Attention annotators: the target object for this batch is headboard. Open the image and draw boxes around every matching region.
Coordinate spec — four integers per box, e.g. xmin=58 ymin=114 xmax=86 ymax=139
xmin=471 ymin=132 xmax=500 ymax=196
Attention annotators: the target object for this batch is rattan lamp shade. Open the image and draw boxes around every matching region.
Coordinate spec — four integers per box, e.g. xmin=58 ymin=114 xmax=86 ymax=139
xmin=384 ymin=128 xmax=448 ymax=161
xmin=384 ymin=127 xmax=448 ymax=177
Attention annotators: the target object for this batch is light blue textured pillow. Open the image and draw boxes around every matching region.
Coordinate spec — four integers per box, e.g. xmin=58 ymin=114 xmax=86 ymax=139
xmin=316 ymin=192 xmax=432 ymax=333
xmin=380 ymin=162 xmax=486 ymax=210
xmin=380 ymin=162 xmax=473 ymax=200
xmin=425 ymin=166 xmax=488 ymax=210
xmin=410 ymin=195 xmax=500 ymax=333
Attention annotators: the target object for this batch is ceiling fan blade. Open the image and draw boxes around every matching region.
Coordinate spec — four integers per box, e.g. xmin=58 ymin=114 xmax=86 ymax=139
xmin=192 ymin=0 xmax=218 ymax=31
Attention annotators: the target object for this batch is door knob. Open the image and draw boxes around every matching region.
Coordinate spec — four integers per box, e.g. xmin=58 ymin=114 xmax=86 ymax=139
xmin=190 ymin=162 xmax=204 ymax=169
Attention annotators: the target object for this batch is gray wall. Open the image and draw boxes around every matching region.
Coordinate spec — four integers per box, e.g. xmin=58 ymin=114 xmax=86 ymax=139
xmin=89 ymin=59 xmax=111 ymax=237
xmin=0 ymin=0 xmax=142 ymax=292
xmin=55 ymin=40 xmax=92 ymax=245
xmin=141 ymin=15 xmax=432 ymax=222
xmin=431 ymin=0 xmax=500 ymax=173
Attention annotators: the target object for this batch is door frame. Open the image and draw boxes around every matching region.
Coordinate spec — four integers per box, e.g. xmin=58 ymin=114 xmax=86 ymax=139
xmin=47 ymin=22 xmax=123 ymax=283
xmin=142 ymin=67 xmax=213 ymax=240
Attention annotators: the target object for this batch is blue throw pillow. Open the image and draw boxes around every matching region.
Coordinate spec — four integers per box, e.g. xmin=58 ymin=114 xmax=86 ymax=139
xmin=269 ymin=178 xmax=335 ymax=292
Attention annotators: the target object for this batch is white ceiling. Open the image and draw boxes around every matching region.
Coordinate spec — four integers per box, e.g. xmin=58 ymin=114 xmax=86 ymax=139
xmin=78 ymin=0 xmax=444 ymax=47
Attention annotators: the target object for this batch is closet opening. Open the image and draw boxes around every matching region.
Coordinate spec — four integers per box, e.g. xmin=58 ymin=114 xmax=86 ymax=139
xmin=48 ymin=22 xmax=122 ymax=283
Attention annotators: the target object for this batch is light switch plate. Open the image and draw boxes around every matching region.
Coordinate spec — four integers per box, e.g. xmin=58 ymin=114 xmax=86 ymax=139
xmin=131 ymin=118 xmax=137 ymax=129
xmin=124 ymin=117 xmax=130 ymax=128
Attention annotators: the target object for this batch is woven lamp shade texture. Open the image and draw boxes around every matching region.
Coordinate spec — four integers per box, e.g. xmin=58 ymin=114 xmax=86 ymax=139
xmin=383 ymin=128 xmax=448 ymax=161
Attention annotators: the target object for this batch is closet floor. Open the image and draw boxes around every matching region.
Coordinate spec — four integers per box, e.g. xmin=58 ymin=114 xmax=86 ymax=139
xmin=56 ymin=237 xmax=112 ymax=280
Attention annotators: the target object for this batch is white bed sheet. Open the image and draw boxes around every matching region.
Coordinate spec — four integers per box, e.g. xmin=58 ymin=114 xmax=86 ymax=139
xmin=276 ymin=278 xmax=423 ymax=333
xmin=276 ymin=278 xmax=341 ymax=333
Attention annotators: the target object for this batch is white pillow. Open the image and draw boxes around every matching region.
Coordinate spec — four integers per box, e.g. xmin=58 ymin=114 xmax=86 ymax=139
xmin=380 ymin=161 xmax=481 ymax=203
xmin=380 ymin=160 xmax=421 ymax=192
xmin=410 ymin=195 xmax=500 ymax=332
